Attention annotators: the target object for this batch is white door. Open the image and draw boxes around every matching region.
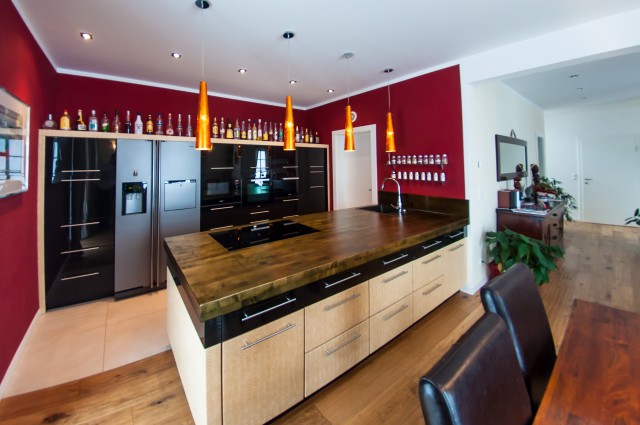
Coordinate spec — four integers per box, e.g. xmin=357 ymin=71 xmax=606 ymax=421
xmin=332 ymin=125 xmax=377 ymax=210
xmin=580 ymin=134 xmax=640 ymax=225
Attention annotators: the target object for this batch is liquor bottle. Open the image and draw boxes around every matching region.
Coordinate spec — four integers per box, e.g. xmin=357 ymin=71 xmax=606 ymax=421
xmin=88 ymin=110 xmax=98 ymax=131
xmin=225 ymin=117 xmax=233 ymax=139
xmin=186 ymin=114 xmax=193 ymax=137
xmin=123 ymin=110 xmax=132 ymax=133
xmin=315 ymin=131 xmax=319 ymax=144
xmin=220 ymin=117 xmax=225 ymax=138
xmin=155 ymin=113 xmax=164 ymax=135
xmin=241 ymin=120 xmax=247 ymax=139
xmin=268 ymin=122 xmax=274 ymax=141
xmin=263 ymin=120 xmax=268 ymax=141
xmin=295 ymin=126 xmax=300 ymax=142
xmin=165 ymin=113 xmax=175 ymax=135
xmin=233 ymin=118 xmax=240 ymax=139
xmin=252 ymin=121 xmax=258 ymax=140
xmin=100 ymin=112 xmax=110 ymax=132
xmin=145 ymin=114 xmax=154 ymax=134
xmin=59 ymin=109 xmax=71 ymax=130
xmin=279 ymin=123 xmax=284 ymax=141
xmin=134 ymin=113 xmax=143 ymax=134
xmin=304 ymin=128 xmax=309 ymax=143
xmin=211 ymin=117 xmax=219 ymax=138
xmin=43 ymin=114 xmax=57 ymax=129
xmin=177 ymin=114 xmax=183 ymax=136
xmin=111 ymin=110 xmax=122 ymax=133
xmin=272 ymin=122 xmax=278 ymax=141
xmin=257 ymin=119 xmax=263 ymax=140
xmin=76 ymin=109 xmax=87 ymax=131
xmin=247 ymin=119 xmax=253 ymax=140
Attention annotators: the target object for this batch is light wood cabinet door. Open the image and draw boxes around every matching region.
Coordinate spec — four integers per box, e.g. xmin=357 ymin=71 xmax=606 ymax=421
xmin=304 ymin=319 xmax=370 ymax=397
xmin=413 ymin=275 xmax=446 ymax=322
xmin=370 ymin=294 xmax=413 ymax=353
xmin=444 ymin=238 xmax=467 ymax=299
xmin=222 ymin=310 xmax=304 ymax=425
xmin=412 ymin=247 xmax=446 ymax=291
xmin=369 ymin=263 xmax=413 ymax=316
xmin=305 ymin=282 xmax=369 ymax=353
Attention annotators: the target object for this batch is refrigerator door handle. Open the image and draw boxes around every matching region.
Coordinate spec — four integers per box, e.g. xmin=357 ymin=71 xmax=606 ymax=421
xmin=151 ymin=140 xmax=159 ymax=288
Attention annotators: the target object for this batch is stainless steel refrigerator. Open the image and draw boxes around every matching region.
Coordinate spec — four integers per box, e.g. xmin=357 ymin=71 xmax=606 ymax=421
xmin=114 ymin=139 xmax=200 ymax=297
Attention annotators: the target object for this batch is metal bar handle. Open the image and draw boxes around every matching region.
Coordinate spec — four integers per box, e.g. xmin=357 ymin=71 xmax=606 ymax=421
xmin=61 ymin=178 xmax=100 ymax=182
xmin=61 ymin=169 xmax=100 ymax=173
xmin=383 ymin=304 xmax=410 ymax=321
xmin=382 ymin=253 xmax=409 ymax=266
xmin=250 ymin=219 xmax=269 ymax=224
xmin=251 ymin=225 xmax=270 ymax=232
xmin=241 ymin=323 xmax=296 ymax=350
xmin=210 ymin=225 xmax=233 ymax=231
xmin=60 ymin=246 xmax=100 ymax=255
xmin=310 ymin=185 xmax=325 ymax=188
xmin=421 ymin=240 xmax=442 ymax=250
xmin=310 ymin=165 xmax=324 ymax=168
xmin=325 ymin=332 xmax=362 ymax=356
xmin=449 ymin=244 xmax=464 ymax=252
xmin=283 ymin=214 xmax=299 ymax=219
xmin=323 ymin=293 xmax=361 ymax=312
xmin=310 ymin=171 xmax=324 ymax=174
xmin=210 ymin=167 xmax=234 ymax=170
xmin=282 ymin=198 xmax=299 ymax=202
xmin=281 ymin=177 xmax=299 ymax=180
xmin=60 ymin=221 xmax=99 ymax=228
xmin=210 ymin=205 xmax=234 ymax=211
xmin=282 ymin=166 xmax=298 ymax=169
xmin=250 ymin=210 xmax=269 ymax=215
xmin=448 ymin=231 xmax=465 ymax=239
xmin=61 ymin=272 xmax=100 ymax=281
xmin=422 ymin=283 xmax=443 ymax=296
xmin=421 ymin=255 xmax=442 ymax=265
xmin=241 ymin=297 xmax=297 ymax=322
xmin=323 ymin=272 xmax=362 ymax=289
xmin=382 ymin=270 xmax=409 ymax=284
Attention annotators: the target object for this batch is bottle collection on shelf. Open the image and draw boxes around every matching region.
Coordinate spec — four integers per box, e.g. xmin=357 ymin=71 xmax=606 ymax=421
xmin=44 ymin=109 xmax=321 ymax=144
xmin=388 ymin=153 xmax=448 ymax=184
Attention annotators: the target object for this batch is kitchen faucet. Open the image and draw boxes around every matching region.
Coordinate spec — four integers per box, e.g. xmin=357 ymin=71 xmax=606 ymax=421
xmin=381 ymin=177 xmax=403 ymax=212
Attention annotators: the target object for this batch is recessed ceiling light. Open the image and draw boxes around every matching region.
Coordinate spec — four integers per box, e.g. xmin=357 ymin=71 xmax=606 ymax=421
xmin=569 ymin=74 xmax=579 ymax=78
xmin=576 ymin=87 xmax=584 ymax=91
xmin=80 ymin=32 xmax=93 ymax=40
xmin=238 ymin=69 xmax=247 ymax=74
xmin=171 ymin=52 xmax=182 ymax=59
xmin=289 ymin=80 xmax=298 ymax=85
xmin=327 ymin=89 xmax=335 ymax=93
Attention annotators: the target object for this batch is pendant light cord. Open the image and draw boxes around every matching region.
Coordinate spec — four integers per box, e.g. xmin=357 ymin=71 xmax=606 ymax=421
xmin=201 ymin=6 xmax=204 ymax=80
xmin=347 ymin=55 xmax=351 ymax=106
xmin=287 ymin=37 xmax=291 ymax=93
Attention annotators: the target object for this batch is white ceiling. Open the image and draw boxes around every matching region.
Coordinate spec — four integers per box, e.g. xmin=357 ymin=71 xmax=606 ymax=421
xmin=12 ymin=0 xmax=640 ymax=109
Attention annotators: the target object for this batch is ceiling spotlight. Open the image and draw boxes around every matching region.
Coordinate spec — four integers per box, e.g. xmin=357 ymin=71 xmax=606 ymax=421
xmin=289 ymin=80 xmax=298 ymax=85
xmin=80 ymin=32 xmax=93 ymax=40
xmin=327 ymin=89 xmax=335 ymax=93
xmin=171 ymin=52 xmax=182 ymax=59
xmin=576 ymin=87 xmax=584 ymax=91
xmin=569 ymin=74 xmax=579 ymax=78
xmin=195 ymin=0 xmax=210 ymax=9
xmin=238 ymin=68 xmax=247 ymax=74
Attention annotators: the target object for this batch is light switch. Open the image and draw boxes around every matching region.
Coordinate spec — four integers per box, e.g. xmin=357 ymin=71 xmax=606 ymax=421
xmin=571 ymin=173 xmax=577 ymax=180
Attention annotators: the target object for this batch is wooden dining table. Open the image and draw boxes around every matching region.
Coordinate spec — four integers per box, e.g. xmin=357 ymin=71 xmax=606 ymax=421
xmin=533 ymin=299 xmax=640 ymax=424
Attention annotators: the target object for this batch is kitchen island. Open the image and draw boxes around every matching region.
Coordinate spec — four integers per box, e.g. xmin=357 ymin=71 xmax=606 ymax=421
xmin=165 ymin=202 xmax=469 ymax=425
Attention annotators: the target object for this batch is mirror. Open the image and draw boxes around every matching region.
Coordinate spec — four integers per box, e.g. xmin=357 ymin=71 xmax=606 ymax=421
xmin=495 ymin=134 xmax=528 ymax=181
xmin=0 ymin=87 xmax=30 ymax=198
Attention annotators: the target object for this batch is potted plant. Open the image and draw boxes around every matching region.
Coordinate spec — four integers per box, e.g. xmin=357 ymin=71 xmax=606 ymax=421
xmin=625 ymin=208 xmax=640 ymax=226
xmin=485 ymin=228 xmax=565 ymax=285
xmin=537 ymin=176 xmax=577 ymax=222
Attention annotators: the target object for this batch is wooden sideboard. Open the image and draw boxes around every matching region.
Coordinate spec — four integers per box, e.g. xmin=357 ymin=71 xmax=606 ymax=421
xmin=496 ymin=202 xmax=564 ymax=247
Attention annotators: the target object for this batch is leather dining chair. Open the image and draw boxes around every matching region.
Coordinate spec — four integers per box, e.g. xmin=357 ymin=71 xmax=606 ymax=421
xmin=480 ymin=262 xmax=556 ymax=413
xmin=418 ymin=313 xmax=533 ymax=425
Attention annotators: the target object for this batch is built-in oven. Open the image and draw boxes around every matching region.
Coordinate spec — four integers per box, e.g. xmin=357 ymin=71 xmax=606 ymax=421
xmin=271 ymin=147 xmax=298 ymax=199
xmin=241 ymin=145 xmax=272 ymax=205
xmin=201 ymin=144 xmax=241 ymax=206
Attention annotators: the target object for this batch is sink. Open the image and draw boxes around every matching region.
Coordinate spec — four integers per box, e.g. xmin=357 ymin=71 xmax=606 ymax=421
xmin=357 ymin=204 xmax=401 ymax=214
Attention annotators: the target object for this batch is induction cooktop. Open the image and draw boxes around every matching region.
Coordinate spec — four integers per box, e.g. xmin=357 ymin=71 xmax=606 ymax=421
xmin=210 ymin=219 xmax=319 ymax=251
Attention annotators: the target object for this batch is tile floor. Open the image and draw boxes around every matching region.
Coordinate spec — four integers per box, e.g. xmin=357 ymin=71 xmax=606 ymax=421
xmin=3 ymin=290 xmax=169 ymax=397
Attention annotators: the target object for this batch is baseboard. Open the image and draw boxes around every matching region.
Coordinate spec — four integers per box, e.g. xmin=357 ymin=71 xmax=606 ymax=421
xmin=0 ymin=309 xmax=42 ymax=400
xmin=460 ymin=276 xmax=488 ymax=296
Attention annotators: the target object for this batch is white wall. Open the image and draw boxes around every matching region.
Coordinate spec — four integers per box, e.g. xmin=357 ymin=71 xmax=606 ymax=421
xmin=545 ymin=97 xmax=640 ymax=221
xmin=460 ymin=81 xmax=544 ymax=294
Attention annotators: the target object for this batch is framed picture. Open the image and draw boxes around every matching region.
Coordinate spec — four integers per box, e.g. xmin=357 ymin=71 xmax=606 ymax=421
xmin=0 ymin=87 xmax=30 ymax=198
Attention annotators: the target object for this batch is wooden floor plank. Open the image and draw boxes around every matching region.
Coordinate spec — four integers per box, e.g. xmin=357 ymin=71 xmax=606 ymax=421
xmin=1 ymin=222 xmax=638 ymax=425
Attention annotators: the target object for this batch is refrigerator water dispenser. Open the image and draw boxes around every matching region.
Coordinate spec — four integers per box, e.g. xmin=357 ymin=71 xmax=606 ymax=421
xmin=122 ymin=182 xmax=147 ymax=215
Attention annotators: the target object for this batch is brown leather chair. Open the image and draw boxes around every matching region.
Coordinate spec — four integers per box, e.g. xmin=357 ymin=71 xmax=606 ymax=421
xmin=418 ymin=313 xmax=532 ymax=425
xmin=480 ymin=262 xmax=556 ymax=413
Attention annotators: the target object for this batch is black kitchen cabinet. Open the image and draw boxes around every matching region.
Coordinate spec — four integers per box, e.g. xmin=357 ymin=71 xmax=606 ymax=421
xmin=44 ymin=137 xmax=116 ymax=309
xmin=298 ymin=147 xmax=328 ymax=214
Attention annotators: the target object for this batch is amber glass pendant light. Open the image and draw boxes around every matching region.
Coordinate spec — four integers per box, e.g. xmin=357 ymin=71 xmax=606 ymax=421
xmin=343 ymin=52 xmax=355 ymax=152
xmin=384 ymin=68 xmax=396 ymax=153
xmin=283 ymin=31 xmax=296 ymax=151
xmin=195 ymin=0 xmax=211 ymax=150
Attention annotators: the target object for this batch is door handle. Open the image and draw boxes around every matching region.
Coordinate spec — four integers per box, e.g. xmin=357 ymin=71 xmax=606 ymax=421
xmin=584 ymin=178 xmax=593 ymax=181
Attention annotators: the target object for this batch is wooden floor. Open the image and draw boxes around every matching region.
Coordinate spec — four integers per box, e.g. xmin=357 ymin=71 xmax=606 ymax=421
xmin=1 ymin=222 xmax=638 ymax=425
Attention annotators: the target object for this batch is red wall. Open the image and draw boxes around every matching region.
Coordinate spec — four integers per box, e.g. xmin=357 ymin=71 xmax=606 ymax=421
xmin=55 ymin=75 xmax=308 ymax=135
xmin=0 ymin=3 xmax=57 ymax=383
xmin=307 ymin=66 xmax=465 ymax=202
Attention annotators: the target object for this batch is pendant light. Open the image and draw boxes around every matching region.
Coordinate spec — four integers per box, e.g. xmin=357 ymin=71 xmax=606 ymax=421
xmin=384 ymin=68 xmax=396 ymax=153
xmin=195 ymin=0 xmax=211 ymax=151
xmin=343 ymin=52 xmax=355 ymax=152
xmin=283 ymin=31 xmax=296 ymax=151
